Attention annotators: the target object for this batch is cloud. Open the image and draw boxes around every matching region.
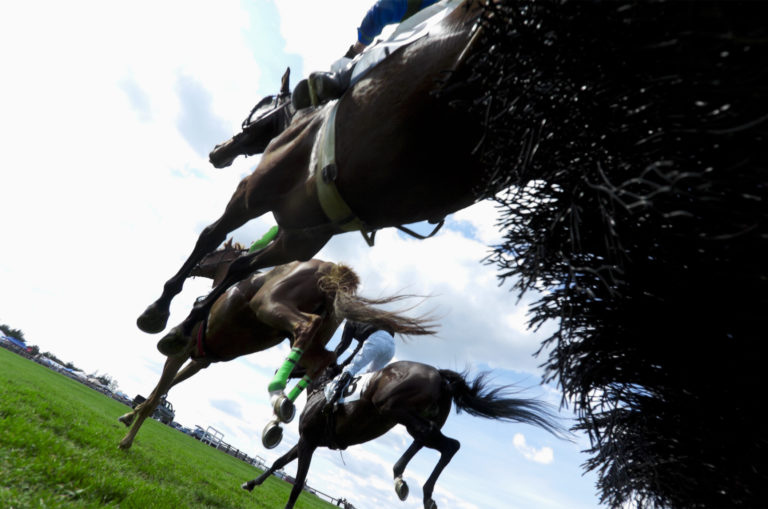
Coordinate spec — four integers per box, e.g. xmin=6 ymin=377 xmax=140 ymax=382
xmin=513 ymin=433 xmax=555 ymax=464
xmin=175 ymin=74 xmax=231 ymax=158
xmin=119 ymin=75 xmax=153 ymax=122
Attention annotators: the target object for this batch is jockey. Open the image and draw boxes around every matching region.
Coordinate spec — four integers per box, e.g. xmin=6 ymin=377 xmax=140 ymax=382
xmin=215 ymin=0 xmax=443 ymax=160
xmin=300 ymin=0 xmax=443 ymax=108
xmin=323 ymin=320 xmax=396 ymax=413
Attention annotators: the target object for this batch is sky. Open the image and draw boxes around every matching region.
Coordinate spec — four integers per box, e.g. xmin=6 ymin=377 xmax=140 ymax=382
xmin=0 ymin=1 xmax=601 ymax=508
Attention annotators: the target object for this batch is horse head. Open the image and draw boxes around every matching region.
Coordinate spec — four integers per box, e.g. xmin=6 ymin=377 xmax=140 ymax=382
xmin=189 ymin=238 xmax=248 ymax=287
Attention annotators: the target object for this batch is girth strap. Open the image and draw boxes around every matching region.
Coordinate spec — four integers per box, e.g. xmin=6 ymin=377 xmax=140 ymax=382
xmin=315 ymin=102 xmax=377 ymax=246
xmin=314 ymin=101 xmax=446 ymax=246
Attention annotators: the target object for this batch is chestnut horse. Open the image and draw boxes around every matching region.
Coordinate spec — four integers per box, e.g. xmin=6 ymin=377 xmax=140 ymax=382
xmin=243 ymin=361 xmax=567 ymax=509
xmin=137 ymin=0 xmax=487 ymax=335
xmin=119 ymin=254 xmax=433 ymax=450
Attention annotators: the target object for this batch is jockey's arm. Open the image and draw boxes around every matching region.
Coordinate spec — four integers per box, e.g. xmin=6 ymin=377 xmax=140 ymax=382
xmin=355 ymin=0 xmax=441 ymax=49
xmin=333 ymin=321 xmax=357 ymax=359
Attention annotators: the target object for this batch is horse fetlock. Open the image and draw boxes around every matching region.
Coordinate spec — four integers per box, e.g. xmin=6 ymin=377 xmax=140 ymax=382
xmin=262 ymin=419 xmax=284 ymax=449
xmin=395 ymin=477 xmax=409 ymax=501
xmin=424 ymin=498 xmax=437 ymax=509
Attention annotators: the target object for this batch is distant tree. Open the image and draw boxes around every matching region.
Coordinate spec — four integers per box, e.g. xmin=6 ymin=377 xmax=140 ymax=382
xmin=39 ymin=351 xmax=82 ymax=371
xmin=27 ymin=344 xmax=39 ymax=356
xmin=0 ymin=323 xmax=26 ymax=342
xmin=64 ymin=362 xmax=83 ymax=373
xmin=89 ymin=372 xmax=118 ymax=392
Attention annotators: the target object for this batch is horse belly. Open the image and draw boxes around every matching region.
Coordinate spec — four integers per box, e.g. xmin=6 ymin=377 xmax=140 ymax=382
xmin=335 ymin=403 xmax=396 ymax=446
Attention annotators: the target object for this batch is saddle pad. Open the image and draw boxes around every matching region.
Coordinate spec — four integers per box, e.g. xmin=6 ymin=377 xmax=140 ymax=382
xmin=348 ymin=0 xmax=465 ymax=86
xmin=338 ymin=372 xmax=375 ymax=405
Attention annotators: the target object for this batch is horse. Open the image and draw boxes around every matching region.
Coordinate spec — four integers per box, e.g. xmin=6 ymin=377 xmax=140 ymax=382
xmin=118 ymin=252 xmax=434 ymax=450
xmin=136 ymin=0 xmax=489 ymax=335
xmin=243 ymin=361 xmax=567 ymax=509
xmin=187 ymin=237 xmax=248 ymax=286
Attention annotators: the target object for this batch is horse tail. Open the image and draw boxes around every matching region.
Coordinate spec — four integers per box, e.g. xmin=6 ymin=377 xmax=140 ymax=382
xmin=318 ymin=264 xmax=436 ymax=337
xmin=439 ymin=369 xmax=569 ymax=438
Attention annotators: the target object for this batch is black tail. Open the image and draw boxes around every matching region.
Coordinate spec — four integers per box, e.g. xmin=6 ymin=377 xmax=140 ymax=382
xmin=439 ymin=369 xmax=569 ymax=438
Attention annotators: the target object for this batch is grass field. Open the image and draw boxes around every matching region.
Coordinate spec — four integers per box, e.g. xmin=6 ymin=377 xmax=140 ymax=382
xmin=0 ymin=348 xmax=336 ymax=509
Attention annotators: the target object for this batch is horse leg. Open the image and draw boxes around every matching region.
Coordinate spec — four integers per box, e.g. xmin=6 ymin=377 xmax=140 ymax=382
xmin=387 ymin=410 xmax=460 ymax=509
xmin=242 ymin=444 xmax=299 ymax=492
xmin=181 ymin=228 xmax=332 ymax=336
xmin=284 ymin=439 xmax=317 ymax=509
xmin=118 ymin=352 xmax=189 ymax=449
xmin=137 ymin=179 xmax=266 ymax=334
xmin=167 ymin=359 xmax=210 ymax=390
xmin=283 ymin=342 xmax=336 ymax=402
xmin=419 ymin=431 xmax=459 ymax=509
xmin=122 ymin=359 xmax=207 ymax=423
xmin=392 ymin=440 xmax=424 ymax=501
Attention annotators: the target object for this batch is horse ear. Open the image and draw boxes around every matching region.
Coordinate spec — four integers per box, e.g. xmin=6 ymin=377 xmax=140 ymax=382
xmin=281 ymin=68 xmax=291 ymax=95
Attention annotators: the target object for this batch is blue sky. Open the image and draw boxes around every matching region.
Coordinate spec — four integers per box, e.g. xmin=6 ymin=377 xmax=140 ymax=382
xmin=0 ymin=1 xmax=600 ymax=507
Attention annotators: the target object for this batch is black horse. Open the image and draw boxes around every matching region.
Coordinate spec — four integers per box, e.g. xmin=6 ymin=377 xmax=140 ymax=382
xmin=243 ymin=361 xmax=567 ymax=509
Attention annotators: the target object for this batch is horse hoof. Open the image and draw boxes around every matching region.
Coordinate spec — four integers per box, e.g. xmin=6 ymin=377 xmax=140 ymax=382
xmin=137 ymin=303 xmax=170 ymax=334
xmin=394 ymin=477 xmax=409 ymax=501
xmin=156 ymin=328 xmax=188 ymax=356
xmin=118 ymin=413 xmax=134 ymax=427
xmin=272 ymin=395 xmax=296 ymax=424
xmin=425 ymin=499 xmax=437 ymax=509
xmin=241 ymin=481 xmax=254 ymax=492
xmin=118 ymin=438 xmax=133 ymax=450
xmin=262 ymin=420 xmax=283 ymax=449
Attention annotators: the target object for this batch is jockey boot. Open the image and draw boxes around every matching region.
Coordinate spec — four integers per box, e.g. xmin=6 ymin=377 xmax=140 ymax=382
xmin=292 ymin=79 xmax=311 ymax=110
xmin=308 ymin=72 xmax=345 ymax=107
xmin=323 ymin=372 xmax=352 ymax=414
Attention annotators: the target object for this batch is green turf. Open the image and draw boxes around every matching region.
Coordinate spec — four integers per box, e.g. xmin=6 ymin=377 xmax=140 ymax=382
xmin=0 ymin=348 xmax=336 ymax=508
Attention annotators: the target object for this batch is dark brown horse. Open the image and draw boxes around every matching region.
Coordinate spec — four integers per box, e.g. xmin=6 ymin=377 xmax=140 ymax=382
xmin=243 ymin=361 xmax=567 ymax=509
xmin=136 ymin=0 xmax=488 ymax=335
xmin=187 ymin=237 xmax=247 ymax=286
xmin=119 ymin=255 xmax=433 ymax=450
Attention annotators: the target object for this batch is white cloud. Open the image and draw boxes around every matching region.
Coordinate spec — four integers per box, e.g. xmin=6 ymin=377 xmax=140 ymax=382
xmin=513 ymin=433 xmax=555 ymax=464
xmin=274 ymin=1 xmax=371 ymax=75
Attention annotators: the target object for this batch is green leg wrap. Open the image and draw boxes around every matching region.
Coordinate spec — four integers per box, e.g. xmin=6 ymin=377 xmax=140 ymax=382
xmin=287 ymin=375 xmax=312 ymax=402
xmin=268 ymin=347 xmax=303 ymax=393
xmin=249 ymin=225 xmax=280 ymax=253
